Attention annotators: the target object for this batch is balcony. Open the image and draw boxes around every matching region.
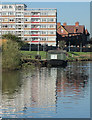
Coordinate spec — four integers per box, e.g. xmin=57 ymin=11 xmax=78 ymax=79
xmin=32 ymin=41 xmax=39 ymax=43
xmin=31 ymin=21 xmax=40 ymax=23
xmin=31 ymin=34 xmax=39 ymax=36
xmin=31 ymin=15 xmax=40 ymax=17
xmin=31 ymin=28 xmax=39 ymax=30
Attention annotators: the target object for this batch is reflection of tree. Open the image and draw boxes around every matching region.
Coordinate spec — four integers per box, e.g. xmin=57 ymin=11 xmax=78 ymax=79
xmin=2 ymin=71 xmax=22 ymax=95
xmin=66 ymin=62 xmax=88 ymax=88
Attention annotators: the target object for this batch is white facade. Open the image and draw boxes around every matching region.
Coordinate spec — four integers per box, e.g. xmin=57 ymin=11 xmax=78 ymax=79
xmin=0 ymin=4 xmax=57 ymax=46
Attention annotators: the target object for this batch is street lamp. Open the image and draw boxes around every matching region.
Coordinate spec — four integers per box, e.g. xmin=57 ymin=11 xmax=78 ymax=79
xmin=80 ymin=35 xmax=83 ymax=52
xmin=80 ymin=42 xmax=82 ymax=52
xmin=68 ymin=34 xmax=71 ymax=52
xmin=37 ymin=38 xmax=40 ymax=55
xmin=29 ymin=38 xmax=31 ymax=51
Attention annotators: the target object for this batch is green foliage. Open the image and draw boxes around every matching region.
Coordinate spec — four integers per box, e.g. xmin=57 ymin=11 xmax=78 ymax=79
xmin=2 ymin=33 xmax=26 ymax=48
xmin=2 ymin=39 xmax=21 ymax=70
xmin=58 ymin=41 xmax=66 ymax=50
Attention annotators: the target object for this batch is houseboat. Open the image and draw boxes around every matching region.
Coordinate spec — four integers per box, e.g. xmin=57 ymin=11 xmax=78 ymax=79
xmin=47 ymin=50 xmax=67 ymax=67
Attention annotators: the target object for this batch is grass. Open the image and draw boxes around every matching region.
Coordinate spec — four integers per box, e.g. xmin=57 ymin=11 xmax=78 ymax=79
xmin=21 ymin=51 xmax=47 ymax=60
xmin=20 ymin=50 xmax=91 ymax=61
xmin=67 ymin=52 xmax=91 ymax=61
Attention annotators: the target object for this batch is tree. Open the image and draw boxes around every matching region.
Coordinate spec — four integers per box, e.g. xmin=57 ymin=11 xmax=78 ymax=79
xmin=2 ymin=36 xmax=21 ymax=70
xmin=2 ymin=33 xmax=25 ymax=48
xmin=58 ymin=40 xmax=66 ymax=50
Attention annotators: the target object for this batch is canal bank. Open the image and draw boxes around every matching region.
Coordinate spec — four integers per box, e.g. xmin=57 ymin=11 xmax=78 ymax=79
xmin=2 ymin=51 xmax=92 ymax=71
xmin=21 ymin=51 xmax=91 ymax=61
xmin=21 ymin=51 xmax=92 ymax=67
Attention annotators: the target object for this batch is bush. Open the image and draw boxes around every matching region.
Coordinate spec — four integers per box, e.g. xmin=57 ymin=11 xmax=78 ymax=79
xmin=2 ymin=39 xmax=21 ymax=70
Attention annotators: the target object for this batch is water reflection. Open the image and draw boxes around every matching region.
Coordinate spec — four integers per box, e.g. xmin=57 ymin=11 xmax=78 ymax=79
xmin=1 ymin=61 xmax=90 ymax=118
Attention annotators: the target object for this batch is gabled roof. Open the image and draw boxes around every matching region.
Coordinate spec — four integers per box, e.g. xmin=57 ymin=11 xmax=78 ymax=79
xmin=61 ymin=25 xmax=68 ymax=34
xmin=63 ymin=25 xmax=85 ymax=34
xmin=57 ymin=22 xmax=89 ymax=35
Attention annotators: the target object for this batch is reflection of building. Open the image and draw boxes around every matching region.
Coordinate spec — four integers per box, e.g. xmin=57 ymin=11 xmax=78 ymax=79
xmin=1 ymin=63 xmax=89 ymax=117
xmin=0 ymin=4 xmax=57 ymax=46
xmin=56 ymin=63 xmax=89 ymax=98
xmin=2 ymin=68 xmax=57 ymax=116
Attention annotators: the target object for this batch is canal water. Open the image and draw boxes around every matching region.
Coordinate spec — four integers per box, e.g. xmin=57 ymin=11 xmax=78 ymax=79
xmin=1 ymin=61 xmax=91 ymax=118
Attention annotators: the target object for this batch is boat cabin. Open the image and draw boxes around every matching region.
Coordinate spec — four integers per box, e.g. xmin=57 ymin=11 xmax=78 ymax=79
xmin=47 ymin=50 xmax=67 ymax=61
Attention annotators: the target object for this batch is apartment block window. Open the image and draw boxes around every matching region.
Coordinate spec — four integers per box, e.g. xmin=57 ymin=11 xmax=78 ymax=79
xmin=42 ymin=31 xmax=47 ymax=34
xmin=32 ymin=38 xmax=38 ymax=41
xmin=24 ymin=12 xmax=28 ymax=15
xmin=24 ymin=31 xmax=29 ymax=34
xmin=42 ymin=38 xmax=46 ymax=41
xmin=2 ymin=31 xmax=8 ymax=34
xmin=2 ymin=5 xmax=8 ymax=9
xmin=0 ymin=12 xmax=1 ymax=16
xmin=42 ymin=18 xmax=47 ymax=22
xmin=9 ymin=5 xmax=12 ymax=8
xmin=48 ymin=11 xmax=56 ymax=15
xmin=8 ymin=12 xmax=14 ymax=15
xmin=8 ymin=25 xmax=15 ymax=28
xmin=31 ymin=25 xmax=40 ymax=28
xmin=41 ymin=25 xmax=46 ymax=28
xmin=48 ymin=18 xmax=54 ymax=22
xmin=48 ymin=25 xmax=55 ymax=28
xmin=48 ymin=31 xmax=55 ymax=34
xmin=9 ymin=18 xmax=15 ymax=22
xmin=24 ymin=25 xmax=27 ymax=28
xmin=24 ymin=38 xmax=28 ymax=41
xmin=31 ymin=12 xmax=40 ymax=15
xmin=31 ymin=18 xmax=40 ymax=22
xmin=26 ymin=25 xmax=31 ymax=28
xmin=16 ymin=6 xmax=24 ymax=10
xmin=25 ymin=18 xmax=31 ymax=22
xmin=2 ymin=12 xmax=8 ymax=16
xmin=2 ymin=25 xmax=8 ymax=28
xmin=24 ymin=12 xmax=31 ymax=16
xmin=41 ymin=12 xmax=47 ymax=15
xmin=2 ymin=18 xmax=8 ymax=22
xmin=31 ymin=31 xmax=39 ymax=34
xmin=48 ymin=37 xmax=55 ymax=40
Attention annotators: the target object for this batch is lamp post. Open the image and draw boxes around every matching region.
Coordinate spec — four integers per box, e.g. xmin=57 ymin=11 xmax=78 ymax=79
xmin=69 ymin=41 xmax=70 ymax=52
xmin=80 ymin=35 xmax=83 ymax=52
xmin=29 ymin=42 xmax=31 ymax=51
xmin=68 ymin=34 xmax=71 ymax=52
xmin=37 ymin=38 xmax=40 ymax=55
xmin=80 ymin=42 xmax=82 ymax=52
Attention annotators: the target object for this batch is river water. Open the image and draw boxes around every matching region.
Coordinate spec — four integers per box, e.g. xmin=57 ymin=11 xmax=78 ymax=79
xmin=1 ymin=61 xmax=91 ymax=118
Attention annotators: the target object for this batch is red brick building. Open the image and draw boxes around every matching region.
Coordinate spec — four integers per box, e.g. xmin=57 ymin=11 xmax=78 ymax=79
xmin=57 ymin=22 xmax=90 ymax=48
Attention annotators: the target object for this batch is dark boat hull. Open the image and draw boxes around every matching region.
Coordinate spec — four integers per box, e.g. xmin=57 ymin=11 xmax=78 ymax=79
xmin=47 ymin=60 xmax=67 ymax=67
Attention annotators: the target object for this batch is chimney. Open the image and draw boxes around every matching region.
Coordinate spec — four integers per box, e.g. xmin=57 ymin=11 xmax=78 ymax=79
xmin=57 ymin=22 xmax=61 ymax=29
xmin=75 ymin=22 xmax=79 ymax=27
xmin=63 ymin=22 xmax=67 ymax=26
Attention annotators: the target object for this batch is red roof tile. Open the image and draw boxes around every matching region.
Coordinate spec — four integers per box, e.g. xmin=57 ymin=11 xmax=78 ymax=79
xmin=63 ymin=25 xmax=85 ymax=34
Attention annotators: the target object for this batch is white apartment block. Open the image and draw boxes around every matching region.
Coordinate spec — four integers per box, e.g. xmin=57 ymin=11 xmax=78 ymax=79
xmin=0 ymin=4 xmax=57 ymax=46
